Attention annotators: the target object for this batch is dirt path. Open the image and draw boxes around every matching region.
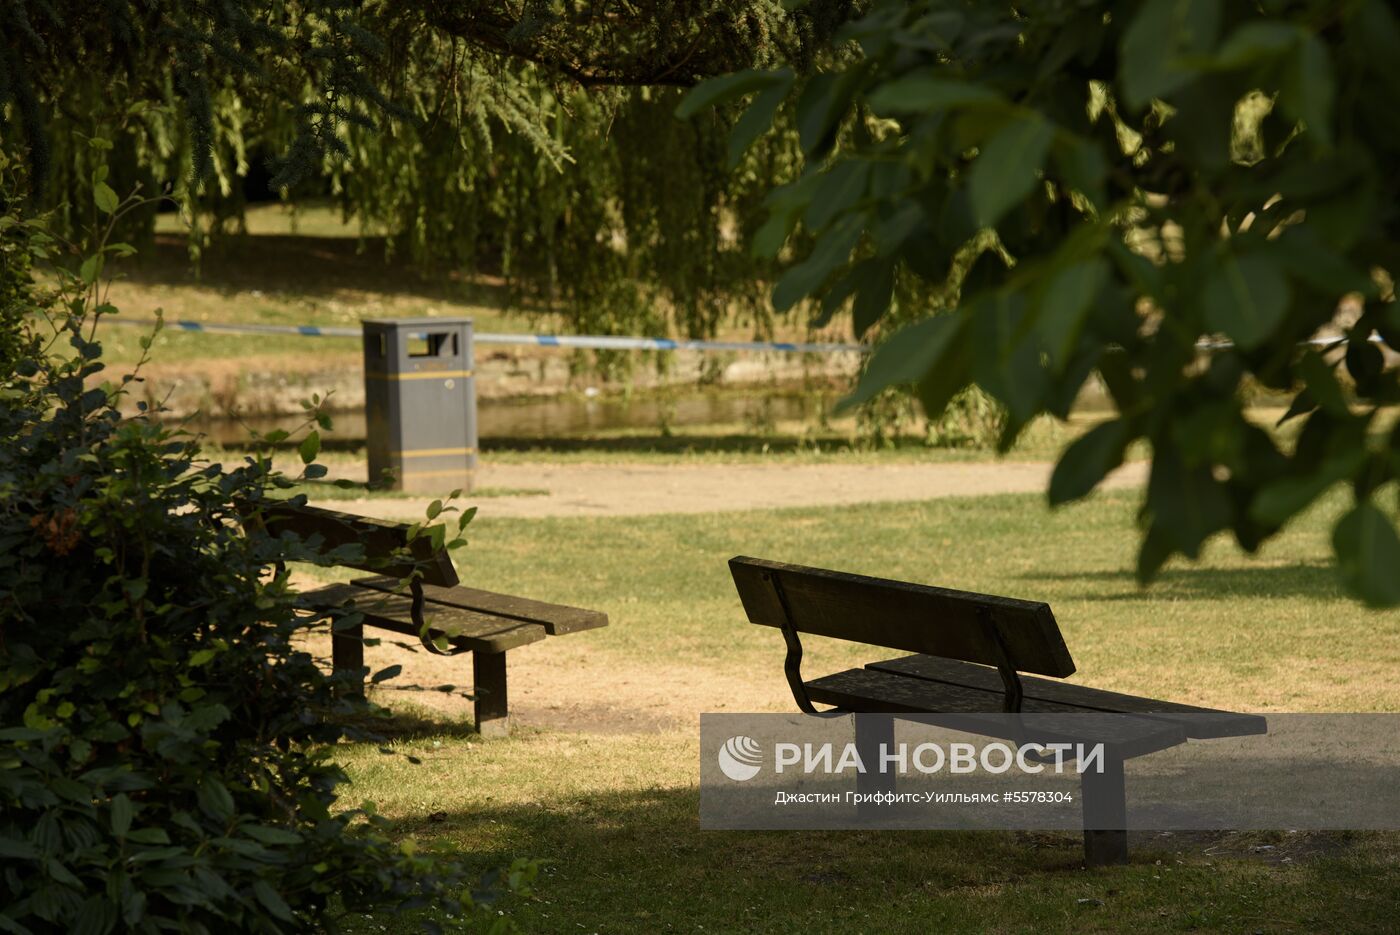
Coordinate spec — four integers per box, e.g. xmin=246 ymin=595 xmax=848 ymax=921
xmin=323 ymin=459 xmax=1148 ymax=520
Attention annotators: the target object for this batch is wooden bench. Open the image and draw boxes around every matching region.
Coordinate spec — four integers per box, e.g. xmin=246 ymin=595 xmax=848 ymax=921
xmin=729 ymin=556 xmax=1265 ymax=866
xmin=249 ymin=501 xmax=608 ymax=737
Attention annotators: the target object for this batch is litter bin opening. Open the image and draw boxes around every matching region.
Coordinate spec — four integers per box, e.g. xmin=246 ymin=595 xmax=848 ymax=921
xmin=407 ymin=332 xmax=457 ymax=358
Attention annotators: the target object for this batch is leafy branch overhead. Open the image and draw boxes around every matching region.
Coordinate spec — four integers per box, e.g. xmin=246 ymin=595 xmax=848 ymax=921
xmin=682 ymin=0 xmax=1400 ymax=604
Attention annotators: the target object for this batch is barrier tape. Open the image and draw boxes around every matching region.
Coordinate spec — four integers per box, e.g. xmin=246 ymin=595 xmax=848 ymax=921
xmin=98 ymin=317 xmax=867 ymax=354
xmin=98 ymin=315 xmax=1381 ymax=354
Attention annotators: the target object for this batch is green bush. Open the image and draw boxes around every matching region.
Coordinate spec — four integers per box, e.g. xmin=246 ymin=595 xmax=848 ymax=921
xmin=0 ymin=160 xmax=42 ymax=375
xmin=0 ymin=197 xmax=529 ymax=932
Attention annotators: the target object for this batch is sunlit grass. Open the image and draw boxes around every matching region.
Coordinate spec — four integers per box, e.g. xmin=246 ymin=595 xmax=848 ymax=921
xmin=327 ymin=487 xmax=1399 ymax=933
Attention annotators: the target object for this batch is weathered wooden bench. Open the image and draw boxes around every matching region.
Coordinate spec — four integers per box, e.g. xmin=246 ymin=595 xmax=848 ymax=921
xmin=729 ymin=556 xmax=1265 ymax=866
xmin=249 ymin=501 xmax=608 ymax=737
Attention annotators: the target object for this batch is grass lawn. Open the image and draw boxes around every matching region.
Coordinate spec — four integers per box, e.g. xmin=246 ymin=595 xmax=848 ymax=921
xmin=328 ymin=488 xmax=1400 ymax=934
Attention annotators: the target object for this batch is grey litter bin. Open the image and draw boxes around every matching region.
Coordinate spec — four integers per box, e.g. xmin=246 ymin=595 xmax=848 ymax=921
xmin=362 ymin=317 xmax=477 ymax=494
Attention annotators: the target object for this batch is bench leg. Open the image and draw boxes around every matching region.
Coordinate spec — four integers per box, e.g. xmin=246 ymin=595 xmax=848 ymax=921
xmin=331 ymin=621 xmax=365 ymax=693
xmin=855 ymin=714 xmax=896 ymax=819
xmin=473 ymin=650 xmax=510 ymax=738
xmin=1082 ymin=753 xmax=1128 ymax=867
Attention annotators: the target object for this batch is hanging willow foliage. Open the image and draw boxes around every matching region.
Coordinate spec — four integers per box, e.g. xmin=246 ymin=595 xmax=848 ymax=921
xmin=2 ymin=0 xmax=862 ymax=342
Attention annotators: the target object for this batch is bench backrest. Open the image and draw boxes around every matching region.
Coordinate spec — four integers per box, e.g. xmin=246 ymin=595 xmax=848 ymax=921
xmin=251 ymin=501 xmax=460 ymax=587
xmin=729 ymin=556 xmax=1074 ymax=678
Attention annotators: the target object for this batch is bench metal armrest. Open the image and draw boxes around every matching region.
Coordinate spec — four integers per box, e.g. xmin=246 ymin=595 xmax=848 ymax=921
xmin=764 ymin=570 xmax=818 ymax=714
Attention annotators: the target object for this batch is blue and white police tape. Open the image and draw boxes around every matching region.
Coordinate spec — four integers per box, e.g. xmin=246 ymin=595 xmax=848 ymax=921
xmin=99 ymin=317 xmax=867 ymax=354
xmin=98 ymin=315 xmax=1382 ymax=354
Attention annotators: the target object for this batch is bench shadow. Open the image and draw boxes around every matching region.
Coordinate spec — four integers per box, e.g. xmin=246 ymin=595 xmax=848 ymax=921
xmin=1014 ymin=564 xmax=1342 ymax=603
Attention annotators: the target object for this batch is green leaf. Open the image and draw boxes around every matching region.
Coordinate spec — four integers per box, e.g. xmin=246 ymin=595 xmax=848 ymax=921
xmin=426 ymin=499 xmax=443 ymax=521
xmin=751 ymin=174 xmax=821 ymax=259
xmin=298 ymin=431 xmax=320 ymax=465
xmin=1037 ymin=257 xmax=1109 ymax=370
xmin=852 ymin=260 xmax=895 ymax=339
xmin=676 ymin=69 xmax=788 ymax=119
xmin=1295 ymin=352 xmax=1349 ymax=415
xmin=252 ymin=879 xmax=295 ymax=922
xmin=866 ymin=76 xmax=1003 ymax=115
xmin=189 ymin=648 xmax=217 ymax=667
xmin=1145 ymin=451 xmax=1232 ymax=559
xmin=1280 ymin=35 xmax=1334 ymax=145
xmin=196 ymin=778 xmax=235 ymax=821
xmin=1049 ymin=420 xmax=1131 ymax=506
xmin=839 ymin=314 xmax=965 ymax=411
xmin=1333 ymin=503 xmax=1400 ymax=607
xmin=815 ymin=266 xmax=863 ymax=328
xmin=371 ymin=664 xmax=403 ymax=684
xmin=0 ymin=838 xmax=38 ymax=860
xmin=971 ymin=293 xmax=1047 ymax=425
xmin=1051 ymin=136 xmax=1108 ymax=208
xmin=1345 ymin=339 xmax=1385 ymax=396
xmin=914 ymin=335 xmax=971 ymax=420
xmin=1201 ymin=252 xmax=1291 ymax=351
xmin=1271 ymin=226 xmax=1373 ymax=297
xmin=72 ymin=896 xmax=117 ymax=935
xmin=795 ymin=73 xmax=846 ymax=158
xmin=1213 ymin=22 xmax=1299 ymax=69
xmin=805 ymin=160 xmax=870 ymax=231
xmin=93 ymin=182 xmax=119 ymax=215
xmin=771 ymin=216 xmax=862 ymax=312
xmin=727 ymin=76 xmax=793 ymax=168
xmin=79 ymin=255 xmax=103 ymax=284
xmin=967 ymin=115 xmax=1055 ymax=228
xmin=110 ymin=794 xmax=133 ymax=837
xmin=240 ymin=825 xmax=303 ymax=845
xmin=1250 ymin=450 xmax=1362 ymax=527
xmin=125 ymin=828 xmax=170 ymax=845
xmin=1120 ymin=0 xmax=1220 ymax=108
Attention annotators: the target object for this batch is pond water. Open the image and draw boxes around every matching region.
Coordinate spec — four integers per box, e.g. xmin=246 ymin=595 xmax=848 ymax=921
xmin=182 ymin=388 xmax=832 ymax=449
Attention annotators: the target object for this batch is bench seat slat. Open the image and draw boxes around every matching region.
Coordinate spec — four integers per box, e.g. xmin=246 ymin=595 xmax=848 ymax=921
xmin=805 ymin=668 xmax=1187 ymax=758
xmin=302 ymin=583 xmax=547 ymax=653
xmin=351 ymin=576 xmax=608 ymax=635
xmin=867 ymin=655 xmax=1266 ymax=740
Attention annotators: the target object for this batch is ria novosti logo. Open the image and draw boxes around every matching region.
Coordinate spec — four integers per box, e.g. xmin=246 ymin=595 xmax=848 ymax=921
xmin=717 ymin=736 xmax=763 ymax=781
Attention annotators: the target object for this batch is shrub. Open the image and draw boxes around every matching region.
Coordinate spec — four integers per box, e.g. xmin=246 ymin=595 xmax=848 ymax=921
xmin=0 ymin=186 xmax=529 ymax=933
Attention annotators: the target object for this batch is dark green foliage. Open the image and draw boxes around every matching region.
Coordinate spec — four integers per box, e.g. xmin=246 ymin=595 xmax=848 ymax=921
xmin=0 ymin=0 xmax=391 ymax=196
xmin=0 ymin=205 xmax=530 ymax=931
xmin=684 ymin=0 xmax=1400 ymax=603
xmin=0 ymin=162 xmax=42 ymax=373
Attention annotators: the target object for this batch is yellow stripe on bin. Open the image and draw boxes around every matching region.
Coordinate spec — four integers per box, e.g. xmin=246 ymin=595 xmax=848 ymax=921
xmin=364 ymin=370 xmax=474 ymax=381
xmin=391 ymin=447 xmax=477 ymax=458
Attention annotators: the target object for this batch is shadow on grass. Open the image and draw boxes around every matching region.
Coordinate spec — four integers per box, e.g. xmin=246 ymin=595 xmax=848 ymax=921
xmin=114 ymin=233 xmax=557 ymax=316
xmin=1017 ymin=564 xmax=1342 ymax=603
xmin=223 ymin=430 xmax=957 ymax=459
xmin=379 ymin=784 xmax=1396 ymax=935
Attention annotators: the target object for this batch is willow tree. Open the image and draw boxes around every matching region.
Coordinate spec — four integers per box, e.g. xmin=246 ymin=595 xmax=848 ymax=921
xmin=0 ymin=1 xmax=861 ymax=343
